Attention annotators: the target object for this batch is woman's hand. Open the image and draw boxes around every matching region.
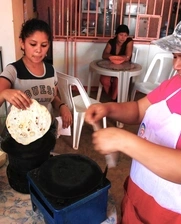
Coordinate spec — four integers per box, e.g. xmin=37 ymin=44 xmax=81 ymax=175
xmin=85 ymin=103 xmax=108 ymax=125
xmin=92 ymin=127 xmax=130 ymax=155
xmin=1 ymin=89 xmax=32 ymax=109
xmin=59 ymin=105 xmax=72 ymax=128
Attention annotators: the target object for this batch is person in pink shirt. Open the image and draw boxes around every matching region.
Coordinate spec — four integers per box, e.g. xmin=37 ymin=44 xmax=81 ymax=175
xmin=85 ymin=21 xmax=181 ymax=224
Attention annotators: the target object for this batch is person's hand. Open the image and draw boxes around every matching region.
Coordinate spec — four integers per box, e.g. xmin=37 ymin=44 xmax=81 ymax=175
xmin=92 ymin=127 xmax=129 ymax=155
xmin=59 ymin=105 xmax=72 ymax=128
xmin=85 ymin=103 xmax=108 ymax=125
xmin=2 ymin=89 xmax=32 ymax=109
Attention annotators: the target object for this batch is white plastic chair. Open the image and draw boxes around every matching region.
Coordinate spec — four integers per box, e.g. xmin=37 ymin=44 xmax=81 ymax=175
xmin=56 ymin=72 xmax=107 ymax=150
xmin=130 ymin=52 xmax=176 ymax=101
xmin=96 ymin=46 xmax=139 ymax=101
xmin=131 ymin=46 xmax=139 ymax=63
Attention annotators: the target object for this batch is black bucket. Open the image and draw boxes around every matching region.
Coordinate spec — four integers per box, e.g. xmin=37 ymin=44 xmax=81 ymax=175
xmin=28 ymin=154 xmax=109 ymax=207
xmin=1 ymin=129 xmax=56 ymax=194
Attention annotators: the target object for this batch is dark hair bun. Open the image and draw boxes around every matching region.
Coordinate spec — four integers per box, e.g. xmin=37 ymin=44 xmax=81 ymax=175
xmin=116 ymin=24 xmax=129 ymax=35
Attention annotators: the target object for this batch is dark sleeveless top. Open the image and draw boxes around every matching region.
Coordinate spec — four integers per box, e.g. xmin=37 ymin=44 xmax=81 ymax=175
xmin=108 ymin=37 xmax=133 ymax=60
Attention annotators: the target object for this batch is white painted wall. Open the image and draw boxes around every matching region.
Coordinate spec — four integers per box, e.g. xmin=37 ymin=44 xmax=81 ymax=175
xmin=0 ymin=0 xmax=16 ymax=68
xmin=0 ymin=0 xmax=34 ymax=68
xmin=12 ymin=0 xmax=24 ymax=60
xmin=53 ymin=41 xmax=169 ymax=87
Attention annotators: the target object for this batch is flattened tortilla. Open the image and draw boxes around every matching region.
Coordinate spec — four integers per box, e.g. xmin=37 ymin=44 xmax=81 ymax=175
xmin=6 ymin=99 xmax=51 ymax=145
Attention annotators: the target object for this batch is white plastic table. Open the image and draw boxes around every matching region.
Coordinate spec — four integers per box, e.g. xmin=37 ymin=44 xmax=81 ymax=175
xmin=87 ymin=60 xmax=142 ymax=127
xmin=87 ymin=59 xmax=142 ymax=103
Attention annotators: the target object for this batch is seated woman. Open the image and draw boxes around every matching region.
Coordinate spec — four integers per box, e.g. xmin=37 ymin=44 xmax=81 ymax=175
xmin=100 ymin=24 xmax=133 ymax=100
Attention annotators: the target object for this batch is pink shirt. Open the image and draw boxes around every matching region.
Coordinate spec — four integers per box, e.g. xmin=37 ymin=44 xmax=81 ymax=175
xmin=147 ymin=74 xmax=181 ymax=149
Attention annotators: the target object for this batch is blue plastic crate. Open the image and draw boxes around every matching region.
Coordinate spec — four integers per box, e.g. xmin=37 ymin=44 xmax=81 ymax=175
xmin=28 ymin=174 xmax=111 ymax=224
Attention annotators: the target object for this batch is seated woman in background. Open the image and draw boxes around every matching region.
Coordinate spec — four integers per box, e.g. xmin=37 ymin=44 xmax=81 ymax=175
xmin=100 ymin=24 xmax=133 ymax=101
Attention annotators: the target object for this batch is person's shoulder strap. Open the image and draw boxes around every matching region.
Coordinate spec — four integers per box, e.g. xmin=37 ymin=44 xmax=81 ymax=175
xmin=10 ymin=58 xmax=23 ymax=68
xmin=126 ymin=37 xmax=133 ymax=43
xmin=10 ymin=58 xmax=30 ymax=79
xmin=120 ymin=37 xmax=133 ymax=55
xmin=109 ymin=37 xmax=117 ymax=55
xmin=108 ymin=37 xmax=116 ymax=45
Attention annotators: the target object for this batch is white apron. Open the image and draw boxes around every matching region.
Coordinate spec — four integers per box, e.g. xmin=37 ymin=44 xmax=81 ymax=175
xmin=130 ymin=88 xmax=181 ymax=213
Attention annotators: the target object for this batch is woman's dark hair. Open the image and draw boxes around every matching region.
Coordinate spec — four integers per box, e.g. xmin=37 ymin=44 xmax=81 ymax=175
xmin=115 ymin=24 xmax=129 ymax=35
xmin=19 ymin=18 xmax=52 ymax=42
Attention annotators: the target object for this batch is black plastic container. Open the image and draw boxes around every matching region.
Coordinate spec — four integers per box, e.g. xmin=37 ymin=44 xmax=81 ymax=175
xmin=1 ymin=129 xmax=56 ymax=194
xmin=27 ymin=154 xmax=111 ymax=224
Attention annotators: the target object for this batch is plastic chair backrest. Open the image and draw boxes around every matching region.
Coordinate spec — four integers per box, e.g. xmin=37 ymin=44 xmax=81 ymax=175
xmin=168 ymin=68 xmax=177 ymax=79
xmin=56 ymin=72 xmax=91 ymax=111
xmin=131 ymin=46 xmax=139 ymax=63
xmin=56 ymin=71 xmax=107 ymax=149
xmin=142 ymin=52 xmax=173 ymax=85
xmin=130 ymin=52 xmax=175 ymax=101
xmin=56 ymin=73 xmax=73 ymax=111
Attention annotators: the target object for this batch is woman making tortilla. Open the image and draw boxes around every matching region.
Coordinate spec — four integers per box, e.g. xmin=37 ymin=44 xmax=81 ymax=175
xmin=85 ymin=21 xmax=181 ymax=223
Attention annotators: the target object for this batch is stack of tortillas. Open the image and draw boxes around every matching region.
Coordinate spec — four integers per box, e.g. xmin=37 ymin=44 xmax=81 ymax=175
xmin=6 ymin=99 xmax=51 ymax=145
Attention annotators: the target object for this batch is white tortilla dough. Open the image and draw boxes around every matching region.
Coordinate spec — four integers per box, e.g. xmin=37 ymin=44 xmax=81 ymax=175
xmin=6 ymin=99 xmax=51 ymax=145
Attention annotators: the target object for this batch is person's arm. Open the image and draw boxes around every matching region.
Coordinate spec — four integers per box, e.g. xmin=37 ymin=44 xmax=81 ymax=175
xmin=124 ymin=40 xmax=134 ymax=61
xmin=116 ymin=39 xmax=134 ymax=62
xmin=0 ymin=77 xmax=10 ymax=106
xmin=85 ymin=96 xmax=151 ymax=125
xmin=92 ymin=127 xmax=181 ymax=184
xmin=102 ymin=42 xmax=113 ymax=59
xmin=0 ymin=77 xmax=31 ymax=109
xmin=51 ymin=87 xmax=72 ymax=128
xmin=85 ymin=96 xmax=181 ymax=184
